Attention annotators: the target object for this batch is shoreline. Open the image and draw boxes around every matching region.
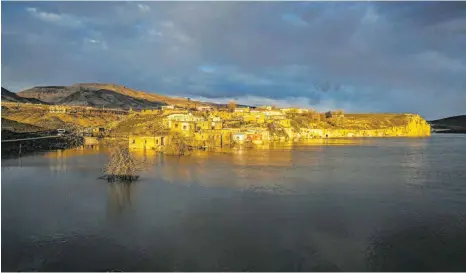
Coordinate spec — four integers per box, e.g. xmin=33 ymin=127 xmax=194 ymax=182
xmin=1 ymin=134 xmax=83 ymax=159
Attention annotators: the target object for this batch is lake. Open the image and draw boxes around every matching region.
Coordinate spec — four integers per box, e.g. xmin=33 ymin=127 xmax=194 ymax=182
xmin=2 ymin=134 xmax=466 ymax=271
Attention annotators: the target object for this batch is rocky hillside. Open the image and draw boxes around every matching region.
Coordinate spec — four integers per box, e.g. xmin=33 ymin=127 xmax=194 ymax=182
xmin=17 ymin=83 xmax=210 ymax=109
xmin=1 ymin=87 xmax=48 ymax=104
xmin=428 ymin=115 xmax=466 ymax=133
xmin=58 ymin=89 xmax=165 ymax=109
xmin=1 ymin=103 xmax=121 ymax=130
xmin=298 ymin=114 xmax=431 ymax=138
xmin=1 ymin=118 xmax=44 ymax=133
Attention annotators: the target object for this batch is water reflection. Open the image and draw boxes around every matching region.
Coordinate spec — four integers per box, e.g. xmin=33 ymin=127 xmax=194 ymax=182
xmin=107 ymin=182 xmax=133 ymax=216
xmin=3 ymin=135 xmax=466 ymax=271
xmin=44 ymin=145 xmax=103 ymax=159
xmin=400 ymin=140 xmax=428 ymax=187
xmin=297 ymin=138 xmax=372 ymax=147
xmin=44 ymin=145 xmax=104 ymax=172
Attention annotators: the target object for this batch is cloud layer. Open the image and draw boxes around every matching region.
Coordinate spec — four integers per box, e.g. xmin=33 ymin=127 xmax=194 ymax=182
xmin=2 ymin=2 xmax=465 ymax=119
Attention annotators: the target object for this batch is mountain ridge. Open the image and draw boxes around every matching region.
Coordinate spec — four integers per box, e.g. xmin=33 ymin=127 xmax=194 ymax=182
xmin=57 ymin=89 xmax=166 ymax=109
xmin=16 ymin=83 xmax=207 ymax=108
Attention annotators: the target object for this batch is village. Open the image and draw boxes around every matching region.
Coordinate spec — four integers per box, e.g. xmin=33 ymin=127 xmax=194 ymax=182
xmin=2 ymin=99 xmax=431 ymax=155
xmin=114 ymin=103 xmax=347 ymax=152
xmin=44 ymin=102 xmax=343 ymax=151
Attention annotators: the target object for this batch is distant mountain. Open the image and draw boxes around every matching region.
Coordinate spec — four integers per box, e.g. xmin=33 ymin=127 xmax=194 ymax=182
xmin=58 ymin=89 xmax=166 ymax=109
xmin=17 ymin=83 xmax=210 ymax=109
xmin=428 ymin=115 xmax=466 ymax=134
xmin=1 ymin=87 xmax=48 ymax=104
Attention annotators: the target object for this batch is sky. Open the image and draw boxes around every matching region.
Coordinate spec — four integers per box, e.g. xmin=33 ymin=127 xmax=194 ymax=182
xmin=1 ymin=2 xmax=465 ymax=120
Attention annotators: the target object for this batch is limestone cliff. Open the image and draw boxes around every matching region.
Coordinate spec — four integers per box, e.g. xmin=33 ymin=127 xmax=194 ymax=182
xmin=296 ymin=114 xmax=431 ymax=138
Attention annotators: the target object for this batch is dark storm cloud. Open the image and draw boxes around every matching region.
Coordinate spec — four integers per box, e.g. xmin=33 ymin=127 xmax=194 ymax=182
xmin=1 ymin=2 xmax=465 ymax=119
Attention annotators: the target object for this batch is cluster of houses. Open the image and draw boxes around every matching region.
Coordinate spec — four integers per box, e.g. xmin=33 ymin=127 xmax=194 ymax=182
xmin=48 ymin=105 xmax=128 ymax=115
xmin=128 ymin=105 xmax=316 ymax=151
xmin=45 ymin=101 xmax=345 ymax=150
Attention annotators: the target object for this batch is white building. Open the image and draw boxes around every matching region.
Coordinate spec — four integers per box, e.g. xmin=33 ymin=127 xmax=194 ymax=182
xmin=161 ymin=105 xmax=175 ymax=110
xmin=261 ymin=110 xmax=286 ymax=119
xmin=280 ymin=108 xmax=310 ymax=114
xmin=196 ymin=105 xmax=212 ymax=111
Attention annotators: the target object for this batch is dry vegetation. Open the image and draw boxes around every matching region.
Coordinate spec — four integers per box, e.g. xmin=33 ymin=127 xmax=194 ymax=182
xmin=102 ymin=142 xmax=149 ymax=182
xmin=1 ymin=118 xmax=43 ymax=133
xmin=106 ymin=113 xmax=167 ymax=136
xmin=1 ymin=103 xmax=122 ymax=131
xmin=342 ymin=114 xmax=412 ymax=129
xmin=287 ymin=112 xmax=413 ymax=130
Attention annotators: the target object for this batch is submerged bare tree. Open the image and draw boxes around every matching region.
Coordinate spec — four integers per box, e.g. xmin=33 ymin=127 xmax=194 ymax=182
xmin=101 ymin=142 xmax=149 ymax=182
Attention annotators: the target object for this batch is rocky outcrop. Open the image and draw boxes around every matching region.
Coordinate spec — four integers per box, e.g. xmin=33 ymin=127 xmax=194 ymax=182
xmin=297 ymin=114 xmax=431 ymax=138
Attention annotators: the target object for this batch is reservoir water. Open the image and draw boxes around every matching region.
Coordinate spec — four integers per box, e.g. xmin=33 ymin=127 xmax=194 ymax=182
xmin=2 ymin=134 xmax=466 ymax=271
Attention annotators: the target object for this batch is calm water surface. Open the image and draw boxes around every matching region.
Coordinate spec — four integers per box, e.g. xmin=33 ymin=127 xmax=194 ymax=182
xmin=2 ymin=135 xmax=466 ymax=271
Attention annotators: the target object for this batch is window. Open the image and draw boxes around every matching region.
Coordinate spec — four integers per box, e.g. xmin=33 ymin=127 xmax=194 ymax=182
xmin=183 ymin=125 xmax=187 ymax=130
xmin=132 ymin=139 xmax=135 ymax=144
xmin=156 ymin=139 xmax=159 ymax=144
xmin=175 ymin=124 xmax=179 ymax=128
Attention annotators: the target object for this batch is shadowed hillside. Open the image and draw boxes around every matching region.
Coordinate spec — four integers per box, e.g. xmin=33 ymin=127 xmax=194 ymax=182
xmin=428 ymin=115 xmax=466 ymax=133
xmin=17 ymin=83 xmax=212 ymax=109
xmin=1 ymin=118 xmax=44 ymax=133
xmin=1 ymin=87 xmax=48 ymax=104
xmin=58 ymin=89 xmax=165 ymax=109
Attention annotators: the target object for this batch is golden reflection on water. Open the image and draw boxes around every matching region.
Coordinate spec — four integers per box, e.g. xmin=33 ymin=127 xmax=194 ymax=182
xmin=43 ymin=145 xmax=103 ymax=159
xmin=107 ymin=182 xmax=133 ymax=216
xmin=44 ymin=145 xmax=104 ymax=172
xmin=400 ymin=139 xmax=428 ymax=186
xmin=43 ymin=138 xmax=375 ymax=189
xmin=123 ymin=138 xmax=374 ymax=190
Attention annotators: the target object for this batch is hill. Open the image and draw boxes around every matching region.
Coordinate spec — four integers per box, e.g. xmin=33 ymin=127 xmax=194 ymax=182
xmin=58 ymin=89 xmax=165 ymax=109
xmin=1 ymin=103 xmax=122 ymax=131
xmin=1 ymin=117 xmax=48 ymax=141
xmin=17 ymin=83 xmax=211 ymax=109
xmin=1 ymin=87 xmax=48 ymax=104
xmin=1 ymin=118 xmax=44 ymax=133
xmin=428 ymin=115 xmax=466 ymax=133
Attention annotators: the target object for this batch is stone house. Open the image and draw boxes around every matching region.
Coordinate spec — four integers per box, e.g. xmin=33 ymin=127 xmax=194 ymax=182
xmin=128 ymin=135 xmax=169 ymax=150
xmin=243 ymin=111 xmax=266 ymax=124
xmin=262 ymin=110 xmax=286 ymax=120
xmin=196 ymin=105 xmax=212 ymax=111
xmin=164 ymin=113 xmax=205 ymax=129
xmin=161 ymin=105 xmax=175 ymax=110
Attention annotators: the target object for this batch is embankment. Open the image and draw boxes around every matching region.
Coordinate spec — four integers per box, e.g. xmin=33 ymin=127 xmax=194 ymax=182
xmin=1 ymin=134 xmax=83 ymax=158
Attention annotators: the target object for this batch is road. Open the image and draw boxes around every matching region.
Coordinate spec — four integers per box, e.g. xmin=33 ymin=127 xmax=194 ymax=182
xmin=1 ymin=135 xmax=62 ymax=143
